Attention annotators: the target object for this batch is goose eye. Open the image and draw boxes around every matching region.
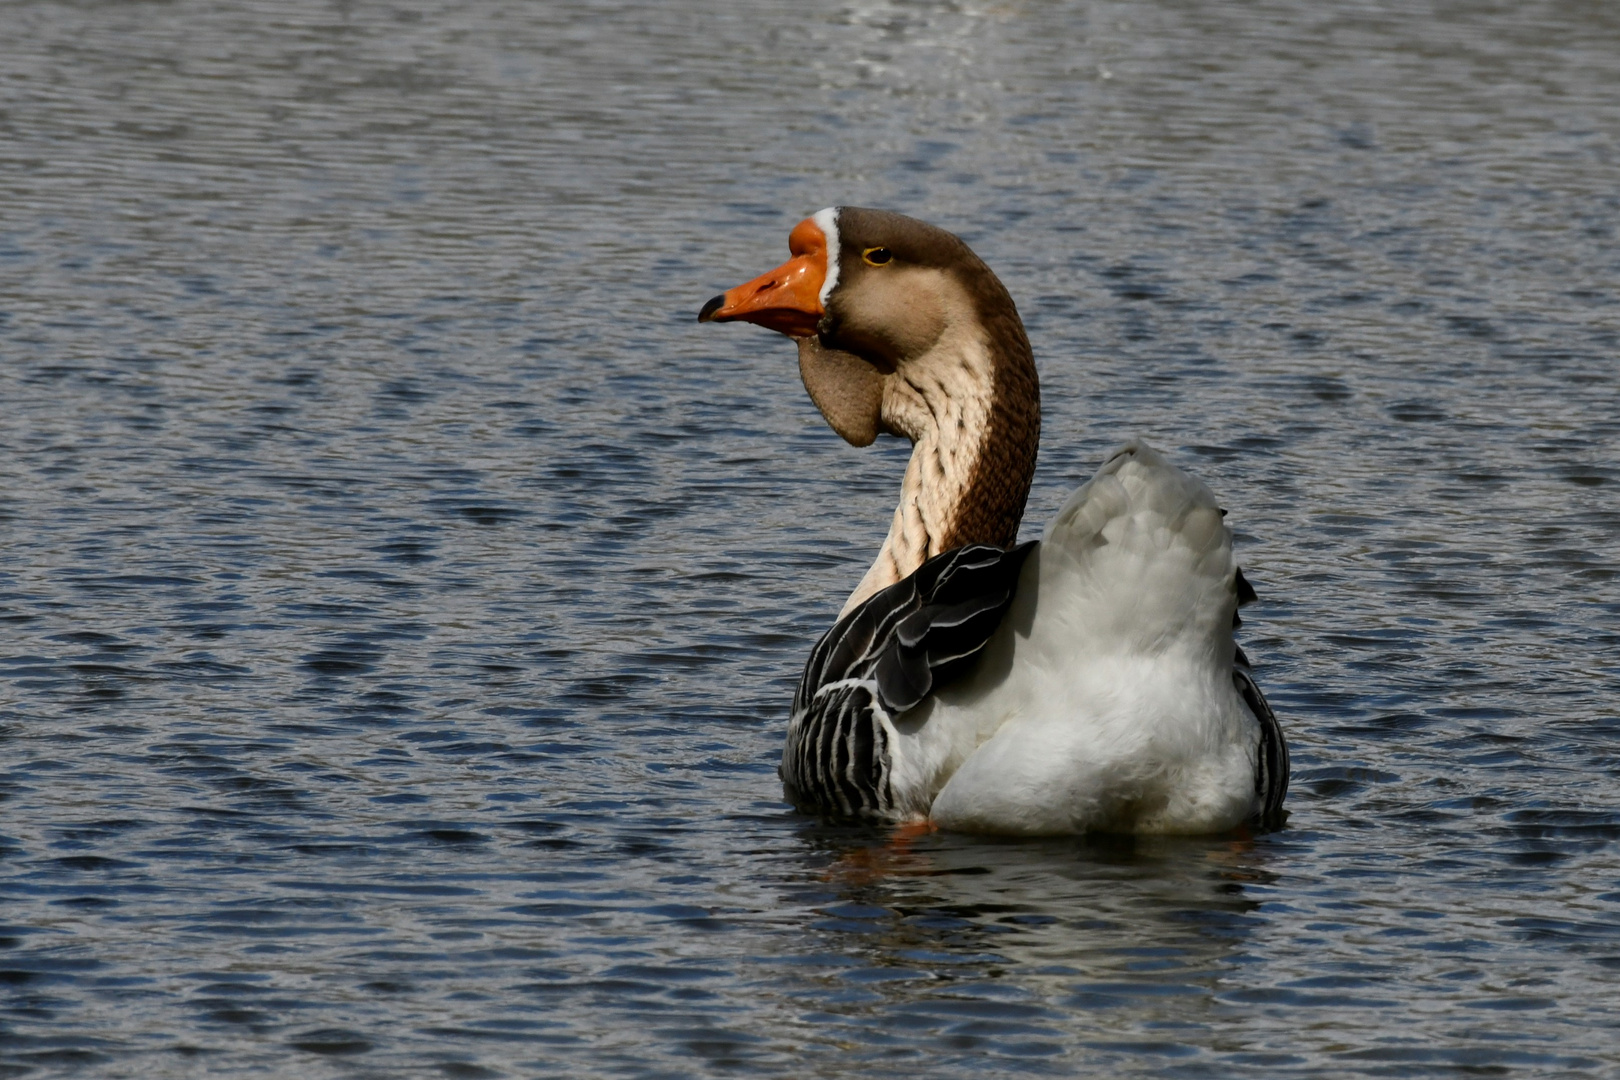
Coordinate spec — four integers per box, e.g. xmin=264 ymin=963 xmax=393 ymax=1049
xmin=861 ymin=247 xmax=893 ymax=266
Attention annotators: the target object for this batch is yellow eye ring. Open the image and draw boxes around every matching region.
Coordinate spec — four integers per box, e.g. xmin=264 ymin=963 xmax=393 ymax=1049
xmin=862 ymin=247 xmax=893 ymax=266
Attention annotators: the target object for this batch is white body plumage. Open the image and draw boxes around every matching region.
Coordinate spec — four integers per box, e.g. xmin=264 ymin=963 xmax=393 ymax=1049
xmin=885 ymin=441 xmax=1265 ymax=834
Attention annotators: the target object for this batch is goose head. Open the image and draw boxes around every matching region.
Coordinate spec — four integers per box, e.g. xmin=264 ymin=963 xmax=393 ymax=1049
xmin=700 ymin=207 xmax=1037 ymax=446
xmin=701 ymin=207 xmax=1041 ymax=607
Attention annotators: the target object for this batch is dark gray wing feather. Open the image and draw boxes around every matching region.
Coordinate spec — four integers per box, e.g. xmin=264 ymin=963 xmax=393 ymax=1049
xmin=1234 ymin=567 xmax=1289 ymax=827
xmin=783 ymin=541 xmax=1038 ymax=819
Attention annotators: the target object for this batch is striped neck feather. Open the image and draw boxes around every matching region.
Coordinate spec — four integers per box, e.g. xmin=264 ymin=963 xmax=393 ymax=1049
xmin=840 ymin=325 xmax=1038 ymax=616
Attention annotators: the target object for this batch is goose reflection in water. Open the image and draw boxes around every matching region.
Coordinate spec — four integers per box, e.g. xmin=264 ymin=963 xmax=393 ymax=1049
xmin=783 ymin=822 xmax=1283 ymax=1021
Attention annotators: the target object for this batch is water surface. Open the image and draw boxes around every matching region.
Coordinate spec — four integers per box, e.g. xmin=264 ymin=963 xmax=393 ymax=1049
xmin=2 ymin=0 xmax=1619 ymax=1075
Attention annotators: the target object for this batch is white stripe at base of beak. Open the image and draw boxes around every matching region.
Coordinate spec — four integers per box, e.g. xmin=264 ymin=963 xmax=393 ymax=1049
xmin=813 ymin=206 xmax=841 ymax=309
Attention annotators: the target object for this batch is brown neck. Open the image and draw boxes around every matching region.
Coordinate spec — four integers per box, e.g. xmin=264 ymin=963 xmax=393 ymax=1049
xmin=938 ymin=298 xmax=1039 ymax=551
xmin=840 ymin=315 xmax=1039 ymax=616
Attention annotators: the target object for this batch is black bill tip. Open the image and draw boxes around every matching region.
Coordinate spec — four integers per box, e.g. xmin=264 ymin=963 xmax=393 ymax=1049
xmin=697 ymin=294 xmax=725 ymax=323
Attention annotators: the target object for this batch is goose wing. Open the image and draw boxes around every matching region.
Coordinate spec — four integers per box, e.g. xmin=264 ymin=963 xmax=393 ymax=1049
xmin=1234 ymin=567 xmax=1289 ymax=826
xmin=1235 ymin=644 xmax=1289 ymax=826
xmin=782 ymin=541 xmax=1038 ymax=819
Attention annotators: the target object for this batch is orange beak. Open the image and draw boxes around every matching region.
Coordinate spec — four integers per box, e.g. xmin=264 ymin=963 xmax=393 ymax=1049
xmin=698 ymin=217 xmax=828 ymax=338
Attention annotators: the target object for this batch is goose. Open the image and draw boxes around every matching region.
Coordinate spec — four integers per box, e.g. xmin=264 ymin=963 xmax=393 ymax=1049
xmin=699 ymin=207 xmax=1287 ymax=835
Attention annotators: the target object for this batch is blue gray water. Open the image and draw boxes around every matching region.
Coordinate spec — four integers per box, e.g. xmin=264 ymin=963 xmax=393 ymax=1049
xmin=3 ymin=0 xmax=1619 ymax=1076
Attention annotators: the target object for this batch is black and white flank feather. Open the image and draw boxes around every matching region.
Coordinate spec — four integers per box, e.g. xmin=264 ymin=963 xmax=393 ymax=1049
xmin=1234 ymin=644 xmax=1289 ymax=827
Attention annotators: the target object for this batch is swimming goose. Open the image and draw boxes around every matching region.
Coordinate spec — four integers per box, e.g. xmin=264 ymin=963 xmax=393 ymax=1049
xmin=699 ymin=207 xmax=1287 ymax=835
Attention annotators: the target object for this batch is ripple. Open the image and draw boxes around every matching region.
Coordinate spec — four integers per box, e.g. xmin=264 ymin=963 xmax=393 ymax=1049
xmin=2 ymin=0 xmax=1619 ymax=1075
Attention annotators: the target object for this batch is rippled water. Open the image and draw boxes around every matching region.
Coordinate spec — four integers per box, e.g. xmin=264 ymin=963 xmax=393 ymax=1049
xmin=3 ymin=0 xmax=1619 ymax=1075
